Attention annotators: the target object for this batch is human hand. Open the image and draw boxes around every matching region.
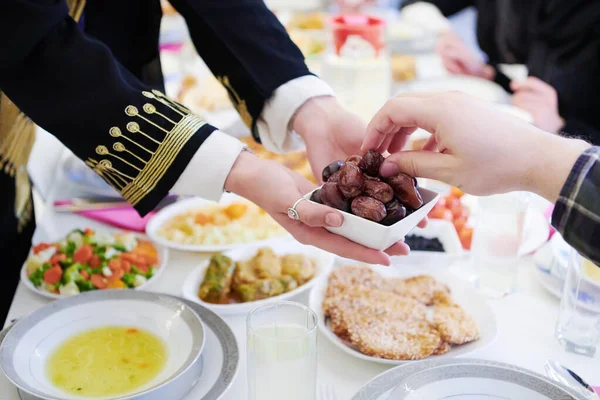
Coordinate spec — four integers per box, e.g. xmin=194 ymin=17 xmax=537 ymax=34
xmin=362 ymin=92 xmax=590 ymax=202
xmin=293 ymin=96 xmax=366 ymax=183
xmin=224 ymin=151 xmax=411 ymax=265
xmin=511 ymin=77 xmax=565 ymax=134
xmin=436 ymin=31 xmax=494 ymax=79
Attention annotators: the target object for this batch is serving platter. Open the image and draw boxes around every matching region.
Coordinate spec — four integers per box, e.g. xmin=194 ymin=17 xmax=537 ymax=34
xmin=182 ymin=238 xmax=335 ymax=315
xmin=146 ymin=194 xmax=290 ymax=253
xmin=309 ymin=263 xmax=497 ymax=365
xmin=352 ymin=358 xmax=583 ymax=400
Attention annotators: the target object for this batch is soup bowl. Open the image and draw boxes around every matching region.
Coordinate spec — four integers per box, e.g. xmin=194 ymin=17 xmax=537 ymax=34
xmin=0 ymin=290 xmax=205 ymax=400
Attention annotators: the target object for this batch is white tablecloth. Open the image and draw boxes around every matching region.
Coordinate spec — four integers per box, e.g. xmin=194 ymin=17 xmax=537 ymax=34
xmin=2 ymin=208 xmax=600 ymax=400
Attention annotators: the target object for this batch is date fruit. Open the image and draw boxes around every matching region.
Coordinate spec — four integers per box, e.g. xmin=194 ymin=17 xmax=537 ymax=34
xmin=320 ymin=182 xmax=350 ymax=212
xmin=380 ymin=199 xmax=407 ymax=226
xmin=346 ymin=155 xmax=363 ymax=165
xmin=359 ymin=149 xmax=385 ymax=176
xmin=338 ymin=163 xmax=365 ymax=199
xmin=365 ymin=175 xmax=382 ymax=182
xmin=310 ymin=189 xmax=322 ymax=204
xmin=351 ymin=196 xmax=387 ymax=222
xmin=385 ymin=173 xmax=423 ymax=209
xmin=328 ymin=171 xmax=341 ymax=183
xmin=363 ymin=180 xmax=394 ymax=204
xmin=322 ymin=160 xmax=344 ymax=182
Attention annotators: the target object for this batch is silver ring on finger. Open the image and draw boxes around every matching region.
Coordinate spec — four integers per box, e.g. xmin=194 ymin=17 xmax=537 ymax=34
xmin=287 ymin=197 xmax=307 ymax=221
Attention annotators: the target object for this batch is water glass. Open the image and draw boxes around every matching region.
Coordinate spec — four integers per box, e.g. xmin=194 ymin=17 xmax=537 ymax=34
xmin=247 ymin=302 xmax=318 ymax=400
xmin=555 ymin=249 xmax=600 ymax=357
xmin=472 ymin=192 xmax=528 ymax=297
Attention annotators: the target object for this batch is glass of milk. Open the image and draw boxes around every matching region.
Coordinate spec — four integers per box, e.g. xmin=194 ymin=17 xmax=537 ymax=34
xmin=471 ymin=192 xmax=528 ymax=297
xmin=555 ymin=250 xmax=600 ymax=357
xmin=247 ymin=302 xmax=318 ymax=400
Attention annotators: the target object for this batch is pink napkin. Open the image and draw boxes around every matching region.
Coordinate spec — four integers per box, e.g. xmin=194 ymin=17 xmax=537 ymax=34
xmin=594 ymin=386 xmax=600 ymax=396
xmin=54 ymin=201 xmax=154 ymax=232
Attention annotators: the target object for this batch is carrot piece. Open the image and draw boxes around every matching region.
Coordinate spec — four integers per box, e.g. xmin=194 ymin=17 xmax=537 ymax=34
xmin=89 ymin=254 xmax=101 ymax=268
xmin=90 ymin=274 xmax=108 ymax=289
xmin=49 ymin=253 xmax=67 ymax=264
xmin=73 ymin=244 xmax=93 ymax=264
xmin=80 ymin=270 xmax=89 ymax=280
xmin=43 ymin=265 xmax=63 ymax=284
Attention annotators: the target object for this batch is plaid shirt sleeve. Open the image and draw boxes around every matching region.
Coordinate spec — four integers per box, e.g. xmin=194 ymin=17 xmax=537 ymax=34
xmin=552 ymin=146 xmax=600 ymax=266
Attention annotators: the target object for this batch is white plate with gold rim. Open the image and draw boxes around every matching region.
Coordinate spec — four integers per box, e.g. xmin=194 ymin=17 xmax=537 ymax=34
xmin=1 ymin=291 xmax=205 ymax=400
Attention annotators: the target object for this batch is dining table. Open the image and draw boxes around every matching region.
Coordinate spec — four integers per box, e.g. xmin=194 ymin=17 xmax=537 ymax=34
xmin=6 ymin=36 xmax=599 ymax=397
xmin=2 ymin=173 xmax=600 ymax=400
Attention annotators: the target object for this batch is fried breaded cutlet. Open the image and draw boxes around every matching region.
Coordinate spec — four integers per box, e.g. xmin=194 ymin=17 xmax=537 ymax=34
xmin=324 ymin=265 xmax=386 ymax=299
xmin=348 ymin=319 xmax=442 ymax=360
xmin=432 ymin=291 xmax=480 ymax=345
xmin=387 ymin=275 xmax=451 ymax=306
xmin=324 ymin=289 xmax=428 ymax=340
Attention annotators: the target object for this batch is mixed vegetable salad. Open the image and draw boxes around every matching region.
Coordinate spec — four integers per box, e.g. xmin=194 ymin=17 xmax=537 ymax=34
xmin=25 ymin=228 xmax=160 ymax=296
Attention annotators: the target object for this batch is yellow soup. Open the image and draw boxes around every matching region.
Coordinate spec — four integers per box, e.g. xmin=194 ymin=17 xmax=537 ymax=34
xmin=47 ymin=326 xmax=167 ymax=397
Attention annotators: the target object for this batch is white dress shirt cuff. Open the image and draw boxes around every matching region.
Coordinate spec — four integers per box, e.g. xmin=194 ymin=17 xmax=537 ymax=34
xmin=257 ymin=75 xmax=334 ymax=154
xmin=170 ymin=130 xmax=246 ymax=202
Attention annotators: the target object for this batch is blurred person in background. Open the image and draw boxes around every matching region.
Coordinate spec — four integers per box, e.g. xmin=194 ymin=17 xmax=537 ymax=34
xmin=363 ymin=92 xmax=599 ymax=265
xmin=0 ymin=0 xmax=406 ymax=321
xmin=404 ymin=0 xmax=600 ymax=143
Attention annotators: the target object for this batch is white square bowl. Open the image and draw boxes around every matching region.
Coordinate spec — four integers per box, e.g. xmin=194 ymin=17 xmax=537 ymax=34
xmin=304 ymin=186 xmax=440 ymax=250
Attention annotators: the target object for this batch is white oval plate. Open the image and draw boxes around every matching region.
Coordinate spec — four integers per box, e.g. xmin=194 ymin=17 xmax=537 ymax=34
xmin=20 ymin=235 xmax=168 ymax=301
xmin=2 ymin=291 xmax=205 ymax=400
xmin=309 ymin=262 xmax=497 ymax=365
xmin=146 ymin=194 xmax=290 ymax=253
xmin=182 ymin=238 xmax=334 ymax=316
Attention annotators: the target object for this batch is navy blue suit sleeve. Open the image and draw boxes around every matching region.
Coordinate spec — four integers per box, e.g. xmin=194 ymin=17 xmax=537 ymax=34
xmin=168 ymin=0 xmax=312 ymax=141
xmin=0 ymin=0 xmax=216 ymax=215
xmin=401 ymin=0 xmax=474 ymax=16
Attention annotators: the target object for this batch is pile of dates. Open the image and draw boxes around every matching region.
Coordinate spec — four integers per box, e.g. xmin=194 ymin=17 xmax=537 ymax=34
xmin=310 ymin=150 xmax=423 ymax=226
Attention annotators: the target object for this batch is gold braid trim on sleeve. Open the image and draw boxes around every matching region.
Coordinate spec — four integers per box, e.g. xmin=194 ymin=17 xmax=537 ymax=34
xmin=85 ymin=90 xmax=206 ymax=206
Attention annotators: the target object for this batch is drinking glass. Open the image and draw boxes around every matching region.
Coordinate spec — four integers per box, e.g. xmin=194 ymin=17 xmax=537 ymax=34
xmin=247 ymin=302 xmax=318 ymax=400
xmin=471 ymin=192 xmax=528 ymax=297
xmin=321 ymin=15 xmax=392 ymax=122
xmin=555 ymin=249 xmax=600 ymax=357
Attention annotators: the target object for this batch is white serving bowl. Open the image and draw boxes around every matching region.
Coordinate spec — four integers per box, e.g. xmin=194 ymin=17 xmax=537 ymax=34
xmin=182 ymin=238 xmax=335 ymax=316
xmin=305 ymin=187 xmax=440 ymax=251
xmin=20 ymin=235 xmax=168 ymax=300
xmin=0 ymin=291 xmax=205 ymax=400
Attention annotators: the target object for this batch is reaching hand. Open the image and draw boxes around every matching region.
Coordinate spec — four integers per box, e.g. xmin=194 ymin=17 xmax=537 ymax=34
xmin=511 ymin=77 xmax=565 ymax=134
xmin=362 ymin=92 xmax=589 ymax=202
xmin=436 ymin=31 xmax=493 ymax=79
xmin=224 ymin=151 xmax=412 ymax=265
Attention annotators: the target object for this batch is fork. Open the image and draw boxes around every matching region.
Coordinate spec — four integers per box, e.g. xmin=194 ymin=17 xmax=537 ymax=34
xmin=320 ymin=384 xmax=338 ymax=400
